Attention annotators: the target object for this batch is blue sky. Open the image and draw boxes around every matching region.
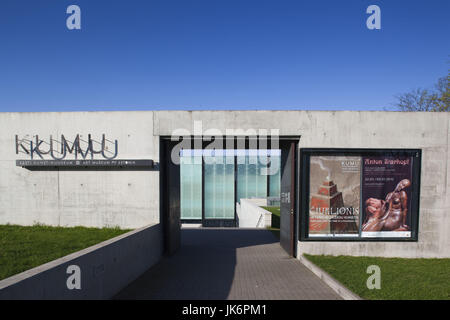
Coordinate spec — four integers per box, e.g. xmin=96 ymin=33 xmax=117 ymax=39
xmin=0 ymin=0 xmax=449 ymax=111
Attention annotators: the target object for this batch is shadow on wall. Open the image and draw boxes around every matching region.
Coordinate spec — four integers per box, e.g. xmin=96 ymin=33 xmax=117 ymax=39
xmin=114 ymin=229 xmax=278 ymax=300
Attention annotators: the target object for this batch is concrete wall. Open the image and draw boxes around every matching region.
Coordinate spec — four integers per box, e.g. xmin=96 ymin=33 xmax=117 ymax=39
xmin=152 ymin=110 xmax=450 ymax=258
xmin=0 ymin=223 xmax=163 ymax=300
xmin=0 ymin=111 xmax=160 ymax=229
xmin=294 ymin=112 xmax=449 ymax=258
xmin=237 ymin=199 xmax=272 ymax=228
xmin=1 ymin=110 xmax=449 ymax=258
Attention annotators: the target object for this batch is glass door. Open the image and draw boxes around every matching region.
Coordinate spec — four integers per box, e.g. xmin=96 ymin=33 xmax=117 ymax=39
xmin=204 ymin=151 xmax=235 ymax=219
xmin=180 ymin=150 xmax=203 ymax=220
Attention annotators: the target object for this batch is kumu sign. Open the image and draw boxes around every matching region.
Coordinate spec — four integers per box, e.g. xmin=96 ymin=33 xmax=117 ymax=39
xmin=15 ymin=134 xmax=118 ymax=160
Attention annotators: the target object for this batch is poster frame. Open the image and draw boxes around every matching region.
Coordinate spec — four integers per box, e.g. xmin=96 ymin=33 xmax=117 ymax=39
xmin=299 ymin=148 xmax=421 ymax=242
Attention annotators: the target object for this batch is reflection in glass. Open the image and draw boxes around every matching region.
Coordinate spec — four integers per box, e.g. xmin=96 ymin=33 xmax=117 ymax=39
xmin=204 ymin=154 xmax=235 ymax=219
xmin=180 ymin=154 xmax=202 ymax=219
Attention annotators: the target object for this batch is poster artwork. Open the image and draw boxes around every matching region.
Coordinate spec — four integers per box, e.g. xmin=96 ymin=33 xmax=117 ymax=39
xmin=309 ymin=156 xmax=361 ymax=237
xmin=361 ymin=156 xmax=413 ymax=238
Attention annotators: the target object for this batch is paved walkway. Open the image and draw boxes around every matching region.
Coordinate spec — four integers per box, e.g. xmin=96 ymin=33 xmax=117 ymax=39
xmin=114 ymin=228 xmax=341 ymax=300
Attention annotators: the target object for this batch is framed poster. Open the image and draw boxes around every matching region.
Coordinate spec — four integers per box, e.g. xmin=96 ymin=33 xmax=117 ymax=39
xmin=361 ymin=156 xmax=413 ymax=238
xmin=308 ymin=156 xmax=361 ymax=238
xmin=300 ymin=149 xmax=421 ymax=241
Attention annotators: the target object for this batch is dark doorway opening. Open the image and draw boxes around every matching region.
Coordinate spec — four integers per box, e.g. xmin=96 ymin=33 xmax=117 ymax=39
xmin=160 ymin=136 xmax=299 ymax=257
xmin=279 ymin=140 xmax=299 ymax=257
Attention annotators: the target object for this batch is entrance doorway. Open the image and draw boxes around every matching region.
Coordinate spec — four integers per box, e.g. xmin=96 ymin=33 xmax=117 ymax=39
xmin=160 ymin=137 xmax=299 ymax=257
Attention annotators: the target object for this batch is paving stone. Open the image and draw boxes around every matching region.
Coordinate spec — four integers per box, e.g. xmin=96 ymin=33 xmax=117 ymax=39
xmin=114 ymin=228 xmax=341 ymax=300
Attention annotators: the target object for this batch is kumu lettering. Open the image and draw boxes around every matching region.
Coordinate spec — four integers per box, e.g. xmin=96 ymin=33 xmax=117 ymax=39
xmin=15 ymin=134 xmax=118 ymax=160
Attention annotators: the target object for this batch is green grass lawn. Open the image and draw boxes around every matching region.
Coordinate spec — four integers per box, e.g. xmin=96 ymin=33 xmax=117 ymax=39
xmin=0 ymin=224 xmax=131 ymax=281
xmin=262 ymin=206 xmax=280 ymax=238
xmin=304 ymin=254 xmax=450 ymax=300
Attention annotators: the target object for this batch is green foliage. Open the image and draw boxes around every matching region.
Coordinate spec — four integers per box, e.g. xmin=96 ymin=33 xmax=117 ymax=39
xmin=262 ymin=206 xmax=280 ymax=228
xmin=394 ymin=74 xmax=450 ymax=111
xmin=304 ymin=254 xmax=450 ymax=300
xmin=0 ymin=224 xmax=130 ymax=281
xmin=262 ymin=206 xmax=281 ymax=238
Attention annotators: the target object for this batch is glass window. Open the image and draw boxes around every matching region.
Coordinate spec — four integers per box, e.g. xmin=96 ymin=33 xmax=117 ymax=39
xmin=237 ymin=151 xmax=268 ymax=203
xmin=204 ymin=153 xmax=235 ymax=219
xmin=180 ymin=153 xmax=202 ymax=219
xmin=180 ymin=149 xmax=281 ymax=221
xmin=268 ymin=154 xmax=281 ymax=197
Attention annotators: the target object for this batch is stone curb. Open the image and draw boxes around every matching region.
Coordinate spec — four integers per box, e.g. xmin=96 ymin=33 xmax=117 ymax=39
xmin=299 ymin=255 xmax=363 ymax=300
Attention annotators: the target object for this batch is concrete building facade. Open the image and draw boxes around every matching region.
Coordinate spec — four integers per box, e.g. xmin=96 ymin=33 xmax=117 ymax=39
xmin=1 ymin=110 xmax=449 ymax=258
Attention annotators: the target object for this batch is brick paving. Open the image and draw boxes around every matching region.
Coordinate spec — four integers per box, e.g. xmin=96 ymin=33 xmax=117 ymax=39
xmin=114 ymin=228 xmax=341 ymax=300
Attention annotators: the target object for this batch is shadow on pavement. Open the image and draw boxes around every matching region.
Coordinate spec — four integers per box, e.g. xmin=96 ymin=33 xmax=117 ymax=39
xmin=114 ymin=228 xmax=278 ymax=300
